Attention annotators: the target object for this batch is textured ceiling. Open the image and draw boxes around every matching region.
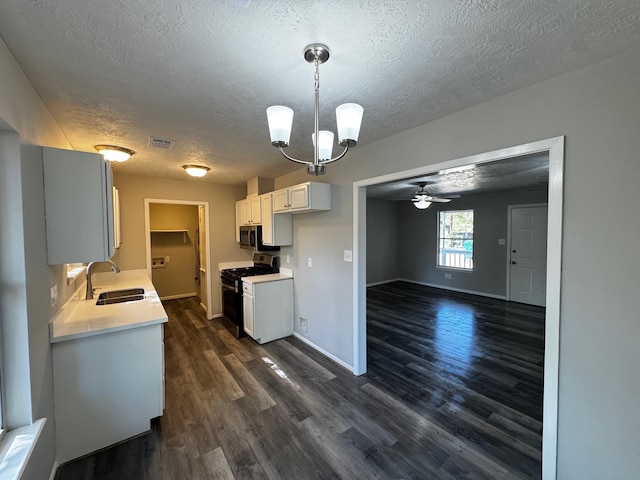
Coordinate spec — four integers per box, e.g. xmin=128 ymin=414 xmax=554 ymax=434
xmin=366 ymin=153 xmax=549 ymax=201
xmin=1 ymin=1 xmax=640 ymax=185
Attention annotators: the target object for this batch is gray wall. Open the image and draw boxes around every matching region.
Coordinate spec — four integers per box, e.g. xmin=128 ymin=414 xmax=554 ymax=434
xmin=274 ymin=46 xmax=640 ymax=479
xmin=366 ymin=198 xmax=401 ymax=285
xmin=396 ymin=187 xmax=547 ymax=296
xmin=0 ymin=35 xmax=72 ymax=478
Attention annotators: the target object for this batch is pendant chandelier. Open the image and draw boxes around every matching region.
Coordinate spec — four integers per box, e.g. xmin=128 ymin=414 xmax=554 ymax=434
xmin=266 ymin=43 xmax=364 ymax=176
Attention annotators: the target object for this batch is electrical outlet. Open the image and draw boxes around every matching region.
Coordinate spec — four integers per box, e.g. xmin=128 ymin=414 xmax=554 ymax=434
xmin=307 ymin=257 xmax=313 ymax=268
xmin=444 ymin=273 xmax=452 ymax=279
xmin=299 ymin=316 xmax=308 ymax=332
xmin=50 ymin=284 xmax=58 ymax=307
xmin=165 ymin=255 xmax=170 ymax=263
xmin=344 ymin=250 xmax=353 ymax=262
xmin=286 ymin=254 xmax=290 ymax=264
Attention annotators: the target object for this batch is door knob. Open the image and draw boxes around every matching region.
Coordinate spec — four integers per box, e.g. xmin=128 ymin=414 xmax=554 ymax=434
xmin=511 ymin=261 xmax=517 ymax=264
xmin=512 ymin=249 xmax=517 ymax=253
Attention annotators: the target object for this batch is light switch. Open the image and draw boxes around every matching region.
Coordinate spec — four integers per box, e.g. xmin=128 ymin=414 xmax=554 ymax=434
xmin=165 ymin=255 xmax=171 ymax=263
xmin=307 ymin=257 xmax=313 ymax=268
xmin=50 ymin=284 xmax=58 ymax=307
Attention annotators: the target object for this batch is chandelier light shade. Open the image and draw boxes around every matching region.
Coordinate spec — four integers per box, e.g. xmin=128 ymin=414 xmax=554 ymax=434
xmin=182 ymin=164 xmax=210 ymax=177
xmin=266 ymin=43 xmax=364 ymax=176
xmin=266 ymin=106 xmax=294 ymax=147
xmin=94 ymin=145 xmax=135 ymax=162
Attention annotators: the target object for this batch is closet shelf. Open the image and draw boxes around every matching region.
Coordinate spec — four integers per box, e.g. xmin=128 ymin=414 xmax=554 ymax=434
xmin=150 ymin=229 xmax=188 ymax=243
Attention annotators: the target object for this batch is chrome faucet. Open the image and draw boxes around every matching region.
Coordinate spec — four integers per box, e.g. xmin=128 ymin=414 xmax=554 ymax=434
xmin=86 ymin=260 xmax=120 ymax=300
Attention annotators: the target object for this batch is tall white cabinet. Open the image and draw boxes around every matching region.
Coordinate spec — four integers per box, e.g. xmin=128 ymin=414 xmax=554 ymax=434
xmin=42 ymin=147 xmax=115 ymax=264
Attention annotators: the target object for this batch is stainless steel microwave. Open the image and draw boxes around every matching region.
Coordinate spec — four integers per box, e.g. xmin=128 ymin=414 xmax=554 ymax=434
xmin=239 ymin=225 xmax=280 ymax=252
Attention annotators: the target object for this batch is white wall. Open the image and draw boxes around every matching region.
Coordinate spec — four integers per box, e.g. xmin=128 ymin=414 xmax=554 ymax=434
xmin=0 ymin=37 xmax=71 ymax=479
xmin=275 ymin=46 xmax=640 ymax=479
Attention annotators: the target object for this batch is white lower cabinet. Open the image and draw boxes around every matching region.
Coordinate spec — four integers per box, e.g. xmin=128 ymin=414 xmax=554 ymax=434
xmin=52 ymin=324 xmax=164 ymax=463
xmin=242 ymin=277 xmax=293 ymax=344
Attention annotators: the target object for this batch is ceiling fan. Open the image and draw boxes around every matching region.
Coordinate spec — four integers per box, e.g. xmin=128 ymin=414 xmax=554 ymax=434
xmin=411 ymin=182 xmax=460 ymax=209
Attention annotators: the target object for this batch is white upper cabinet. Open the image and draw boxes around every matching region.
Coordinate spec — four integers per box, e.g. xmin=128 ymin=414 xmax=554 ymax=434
xmin=260 ymin=193 xmax=292 ymax=246
xmin=237 ymin=196 xmax=262 ymax=226
xmin=43 ymin=147 xmax=115 ymax=264
xmin=272 ymin=182 xmax=331 ymax=214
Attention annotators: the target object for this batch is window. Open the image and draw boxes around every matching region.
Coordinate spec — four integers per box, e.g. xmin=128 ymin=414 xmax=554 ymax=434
xmin=437 ymin=209 xmax=474 ymax=270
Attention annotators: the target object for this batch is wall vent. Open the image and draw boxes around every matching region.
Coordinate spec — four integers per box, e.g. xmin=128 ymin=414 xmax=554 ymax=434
xmin=148 ymin=137 xmax=175 ymax=149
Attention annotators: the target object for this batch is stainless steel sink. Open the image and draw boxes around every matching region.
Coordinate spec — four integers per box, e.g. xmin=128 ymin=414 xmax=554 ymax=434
xmin=95 ymin=288 xmax=145 ymax=305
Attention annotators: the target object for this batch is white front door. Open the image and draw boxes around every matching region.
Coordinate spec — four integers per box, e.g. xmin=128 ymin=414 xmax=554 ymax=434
xmin=509 ymin=205 xmax=548 ymax=307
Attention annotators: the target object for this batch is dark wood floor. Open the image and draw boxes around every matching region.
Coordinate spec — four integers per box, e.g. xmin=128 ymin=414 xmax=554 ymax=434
xmin=56 ymin=281 xmax=544 ymax=479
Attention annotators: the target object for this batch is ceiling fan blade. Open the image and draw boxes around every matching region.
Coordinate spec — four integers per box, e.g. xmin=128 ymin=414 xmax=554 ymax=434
xmin=427 ymin=198 xmax=452 ymax=203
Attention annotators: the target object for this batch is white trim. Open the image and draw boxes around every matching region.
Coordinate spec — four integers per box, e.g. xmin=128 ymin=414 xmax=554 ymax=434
xmin=292 ymin=332 xmax=355 ymax=373
xmin=49 ymin=461 xmax=59 ymax=480
xmin=506 ymin=202 xmax=549 ymax=303
xmin=209 ymin=313 xmax=223 ymax=319
xmin=353 ymin=136 xmax=564 ymax=480
xmin=0 ymin=418 xmax=46 ymax=480
xmin=397 ymin=279 xmax=508 ymax=300
xmin=159 ymin=292 xmax=197 ymax=301
xmin=366 ymin=278 xmax=404 ymax=288
xmin=144 ymin=199 xmax=213 ymax=319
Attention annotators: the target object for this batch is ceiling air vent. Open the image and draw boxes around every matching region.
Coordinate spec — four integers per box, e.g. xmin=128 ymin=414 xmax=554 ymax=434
xmin=148 ymin=137 xmax=175 ymax=149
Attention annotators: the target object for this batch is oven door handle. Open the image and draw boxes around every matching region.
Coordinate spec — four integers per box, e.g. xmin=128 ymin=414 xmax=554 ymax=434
xmin=221 ymin=282 xmax=237 ymax=293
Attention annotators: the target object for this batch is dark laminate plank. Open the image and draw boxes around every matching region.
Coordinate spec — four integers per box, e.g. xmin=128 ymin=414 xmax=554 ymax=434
xmin=57 ymin=284 xmax=544 ymax=480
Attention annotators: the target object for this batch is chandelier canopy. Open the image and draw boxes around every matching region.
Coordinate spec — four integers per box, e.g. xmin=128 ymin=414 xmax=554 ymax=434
xmin=266 ymin=43 xmax=364 ymax=176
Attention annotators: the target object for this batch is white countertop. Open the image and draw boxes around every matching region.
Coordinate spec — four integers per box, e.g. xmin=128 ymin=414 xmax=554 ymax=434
xmin=242 ymin=273 xmax=293 ymax=284
xmin=50 ymin=269 xmax=168 ymax=343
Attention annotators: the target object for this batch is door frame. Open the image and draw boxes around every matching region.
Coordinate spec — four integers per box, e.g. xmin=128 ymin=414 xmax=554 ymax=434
xmin=506 ymin=203 xmax=549 ymax=304
xmin=353 ymin=136 xmax=564 ymax=480
xmin=144 ymin=198 xmax=213 ymax=319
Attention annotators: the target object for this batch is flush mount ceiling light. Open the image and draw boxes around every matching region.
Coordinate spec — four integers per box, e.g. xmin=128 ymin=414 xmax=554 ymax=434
xmin=182 ymin=164 xmax=210 ymax=177
xmin=94 ymin=145 xmax=135 ymax=162
xmin=266 ymin=43 xmax=364 ymax=176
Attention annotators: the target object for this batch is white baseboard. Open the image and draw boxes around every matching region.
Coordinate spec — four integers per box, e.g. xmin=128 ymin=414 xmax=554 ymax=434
xmin=159 ymin=292 xmax=197 ymax=301
xmin=199 ymin=302 xmax=207 ymax=313
xmin=397 ymin=278 xmax=508 ymax=300
xmin=292 ymin=332 xmax=355 ymax=373
xmin=366 ymin=278 xmax=403 ymax=287
xmin=49 ymin=462 xmax=59 ymax=480
xmin=209 ymin=313 xmax=223 ymax=319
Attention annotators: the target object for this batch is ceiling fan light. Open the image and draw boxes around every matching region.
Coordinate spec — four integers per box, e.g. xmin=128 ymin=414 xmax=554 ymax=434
xmin=312 ymin=130 xmax=334 ymax=160
xmin=414 ymin=199 xmax=431 ymax=210
xmin=94 ymin=145 xmax=135 ymax=162
xmin=336 ymin=103 xmax=363 ymax=147
xmin=183 ymin=164 xmax=210 ymax=177
xmin=266 ymin=105 xmax=294 ymax=147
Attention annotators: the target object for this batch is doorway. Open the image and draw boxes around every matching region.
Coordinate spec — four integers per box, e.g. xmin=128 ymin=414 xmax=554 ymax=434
xmin=144 ymin=198 xmax=213 ymax=319
xmin=353 ymin=136 xmax=564 ymax=480
xmin=508 ymin=204 xmax=548 ymax=307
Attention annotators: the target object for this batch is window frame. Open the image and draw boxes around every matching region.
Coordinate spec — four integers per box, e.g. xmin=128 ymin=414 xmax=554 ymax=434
xmin=436 ymin=209 xmax=474 ymax=272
